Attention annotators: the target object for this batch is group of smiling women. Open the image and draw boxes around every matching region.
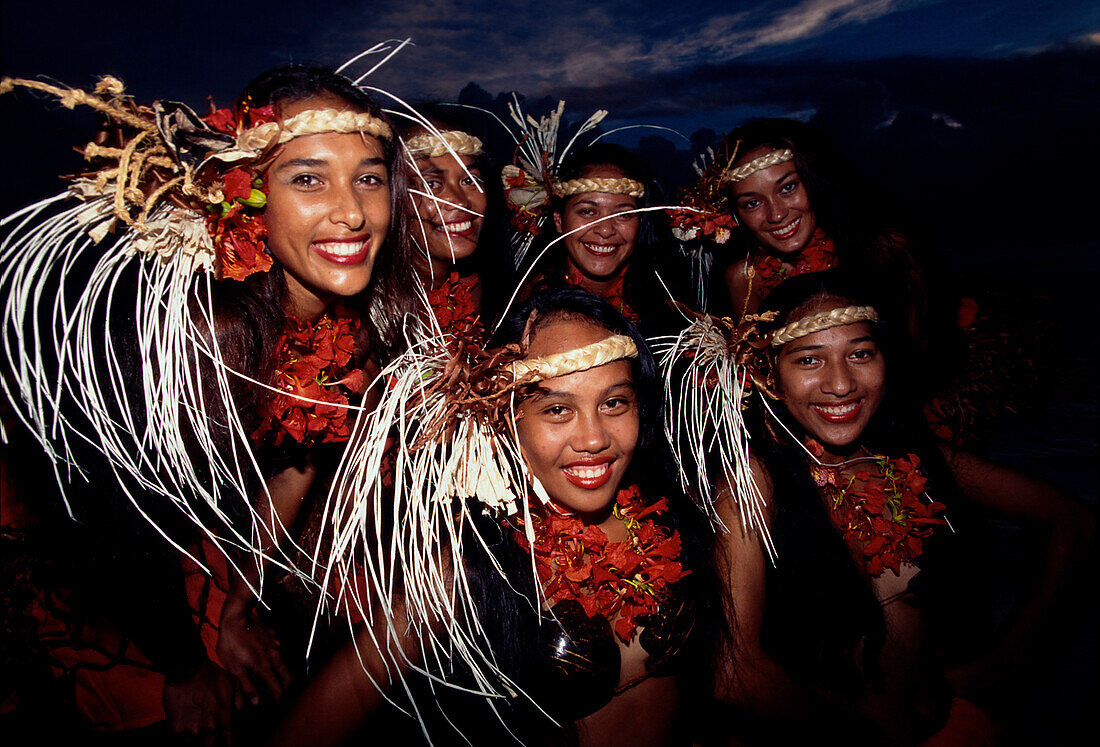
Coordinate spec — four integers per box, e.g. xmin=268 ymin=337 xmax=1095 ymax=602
xmin=0 ymin=61 xmax=1092 ymax=747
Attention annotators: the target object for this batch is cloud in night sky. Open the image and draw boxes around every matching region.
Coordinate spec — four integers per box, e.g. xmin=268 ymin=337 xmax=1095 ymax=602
xmin=337 ymin=0 xmax=918 ymax=100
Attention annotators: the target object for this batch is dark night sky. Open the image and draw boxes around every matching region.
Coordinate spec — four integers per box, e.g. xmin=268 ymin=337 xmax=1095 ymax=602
xmin=2 ymin=0 xmax=1097 ymax=257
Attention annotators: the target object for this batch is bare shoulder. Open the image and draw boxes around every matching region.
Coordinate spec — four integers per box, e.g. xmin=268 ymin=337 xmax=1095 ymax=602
xmin=723 ymin=258 xmax=752 ymax=315
xmin=714 ymin=456 xmax=774 ymax=553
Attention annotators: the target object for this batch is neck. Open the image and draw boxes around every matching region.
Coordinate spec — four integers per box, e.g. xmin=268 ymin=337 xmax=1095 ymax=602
xmin=419 ymin=253 xmax=457 ymax=290
xmin=566 ymin=260 xmax=625 ymax=297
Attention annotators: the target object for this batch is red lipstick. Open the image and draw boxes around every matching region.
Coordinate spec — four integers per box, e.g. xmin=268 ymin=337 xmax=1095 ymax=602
xmin=810 ymin=399 xmax=863 ymax=424
xmin=561 ymin=457 xmax=615 ymax=490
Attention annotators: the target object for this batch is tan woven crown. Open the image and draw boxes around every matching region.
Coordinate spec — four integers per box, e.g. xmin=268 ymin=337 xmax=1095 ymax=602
xmin=511 ymin=335 xmax=638 ymax=382
xmin=722 ymin=148 xmax=794 ymax=185
xmin=552 ymin=177 xmax=645 ymax=199
xmin=238 ymin=108 xmax=392 ymax=154
xmin=770 ymin=305 xmax=879 ymax=346
xmin=405 ymin=130 xmax=483 ymax=158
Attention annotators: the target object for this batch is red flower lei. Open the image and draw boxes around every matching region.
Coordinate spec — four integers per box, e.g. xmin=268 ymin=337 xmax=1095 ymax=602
xmin=752 ymin=227 xmax=838 ymax=297
xmin=203 ymin=104 xmax=278 ymax=281
xmin=564 ymin=263 xmax=641 ymax=323
xmin=810 ymin=452 xmax=947 ymax=577
xmin=253 ymin=309 xmax=365 ymax=446
xmin=512 ymin=485 xmax=690 ymax=643
xmin=427 ymin=271 xmax=483 ymax=341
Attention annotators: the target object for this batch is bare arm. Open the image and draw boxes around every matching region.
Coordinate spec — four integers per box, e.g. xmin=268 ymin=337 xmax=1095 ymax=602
xmin=723 ymin=258 xmax=753 ymax=321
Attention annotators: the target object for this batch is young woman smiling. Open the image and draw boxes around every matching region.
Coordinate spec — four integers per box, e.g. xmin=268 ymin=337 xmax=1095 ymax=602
xmin=710 ymin=271 xmax=1092 ymax=745
xmin=399 ymin=108 xmax=512 ymax=340
xmin=270 ymin=288 xmax=719 ymax=745
xmin=0 ymin=63 xmax=421 ymax=741
xmin=522 ymin=144 xmax=687 ymax=336
xmin=716 ymin=119 xmax=928 ymax=351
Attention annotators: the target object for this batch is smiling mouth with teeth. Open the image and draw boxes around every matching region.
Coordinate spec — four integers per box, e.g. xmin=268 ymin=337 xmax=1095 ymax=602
xmin=435 ymin=220 xmax=473 ymax=234
xmin=563 ymin=463 xmax=610 ymax=479
xmin=313 ymin=240 xmax=366 ymax=257
xmin=582 ymin=242 xmax=620 ymax=256
xmin=768 ymin=216 xmax=801 ymax=239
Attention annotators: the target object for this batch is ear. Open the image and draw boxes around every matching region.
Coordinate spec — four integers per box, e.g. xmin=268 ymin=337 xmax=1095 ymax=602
xmin=552 ymin=211 xmax=563 ymax=234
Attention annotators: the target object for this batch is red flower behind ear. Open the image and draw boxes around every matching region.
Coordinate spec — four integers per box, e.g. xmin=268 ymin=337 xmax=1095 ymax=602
xmin=222 ymin=169 xmax=254 ymax=202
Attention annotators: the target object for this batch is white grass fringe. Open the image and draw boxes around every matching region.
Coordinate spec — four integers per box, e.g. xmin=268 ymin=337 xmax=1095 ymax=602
xmin=0 ymin=192 xmax=299 ymax=583
xmin=652 ymin=317 xmax=776 ymax=560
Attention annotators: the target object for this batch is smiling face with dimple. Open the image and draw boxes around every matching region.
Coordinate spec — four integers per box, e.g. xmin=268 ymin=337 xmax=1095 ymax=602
xmin=263 ymin=95 xmax=391 ymax=319
xmin=515 ymin=316 xmax=639 ymax=521
xmin=774 ymin=302 xmax=886 ymax=461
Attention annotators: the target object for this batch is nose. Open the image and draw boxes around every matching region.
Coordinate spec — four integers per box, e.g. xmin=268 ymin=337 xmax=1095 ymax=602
xmin=821 ymin=360 xmax=857 ymax=397
xmin=571 ymin=410 xmax=612 ymax=454
xmin=591 ymin=217 xmax=616 ymax=238
xmin=329 ymin=182 xmax=366 ymax=230
xmin=764 ymin=196 xmax=787 ymax=224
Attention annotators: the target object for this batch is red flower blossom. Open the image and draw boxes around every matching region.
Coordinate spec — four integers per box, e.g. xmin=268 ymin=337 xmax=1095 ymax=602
xmin=253 ymin=309 xmax=364 ymax=446
xmin=427 ymin=271 xmax=484 ymax=342
xmin=512 ymin=484 xmax=690 ymax=644
xmin=222 ymin=169 xmax=253 ymax=202
xmin=753 ymin=228 xmax=838 ymax=297
xmin=817 ymin=454 xmax=947 ymax=576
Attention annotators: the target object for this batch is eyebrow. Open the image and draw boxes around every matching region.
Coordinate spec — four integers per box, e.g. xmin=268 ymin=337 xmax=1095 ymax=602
xmin=784 ymin=335 xmax=876 ymax=355
xmin=525 ymin=378 xmax=635 ymax=402
xmin=275 ymin=156 xmax=386 ymax=171
xmin=735 ymin=167 xmax=798 ymax=197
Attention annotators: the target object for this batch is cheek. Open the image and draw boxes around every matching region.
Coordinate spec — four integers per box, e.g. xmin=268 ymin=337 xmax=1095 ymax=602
xmin=367 ymin=189 xmax=393 ymax=237
xmin=467 ymin=187 xmax=489 ymax=217
xmin=516 ymin=417 xmax=558 ymax=473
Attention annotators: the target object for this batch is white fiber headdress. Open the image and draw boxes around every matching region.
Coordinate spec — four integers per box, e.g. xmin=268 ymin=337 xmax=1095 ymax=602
xmin=312 ymin=327 xmax=638 ymax=735
xmin=652 ymin=307 xmax=777 ymax=559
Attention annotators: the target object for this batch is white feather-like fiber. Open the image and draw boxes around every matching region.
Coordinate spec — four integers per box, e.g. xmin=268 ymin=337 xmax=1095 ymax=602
xmin=314 ymin=333 xmax=542 ymax=723
xmin=1 ymin=195 xmax=300 ymax=583
xmin=653 ymin=318 xmax=776 ymax=559
xmin=504 ymin=98 xmax=610 ymax=270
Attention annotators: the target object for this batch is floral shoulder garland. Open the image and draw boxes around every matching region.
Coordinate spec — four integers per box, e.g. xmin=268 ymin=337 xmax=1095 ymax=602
xmin=752 ymin=228 xmax=838 ymax=297
xmin=253 ymin=308 xmax=365 ymax=446
xmin=512 ymin=485 xmax=689 ymax=643
xmin=810 ymin=451 xmax=947 ymax=577
xmin=427 ymin=270 xmax=484 ymax=341
xmin=564 ymin=264 xmax=641 ymax=323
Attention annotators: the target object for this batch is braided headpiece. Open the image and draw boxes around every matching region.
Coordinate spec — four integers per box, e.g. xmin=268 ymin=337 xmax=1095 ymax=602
xmin=552 ymin=177 xmax=645 ymax=199
xmin=770 ymin=305 xmax=879 ymax=346
xmin=722 ymin=148 xmax=794 ymax=184
xmin=405 ymin=129 xmax=483 ymax=158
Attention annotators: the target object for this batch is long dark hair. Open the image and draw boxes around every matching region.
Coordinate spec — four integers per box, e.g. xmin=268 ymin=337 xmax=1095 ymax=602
xmin=397 ymin=104 xmax=514 ymax=328
xmin=717 ymin=119 xmax=933 ymax=373
xmin=525 ymin=143 xmax=688 ymax=336
xmin=744 ymin=270 xmax=960 ymax=698
xmin=203 ymin=64 xmax=422 ymax=441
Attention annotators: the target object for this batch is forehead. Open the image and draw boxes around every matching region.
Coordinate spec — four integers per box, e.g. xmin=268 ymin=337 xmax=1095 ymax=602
xmin=730 ymin=146 xmax=798 ymax=195
xmin=414 ymin=152 xmax=478 ymax=174
xmin=780 ymin=321 xmax=876 ymax=353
